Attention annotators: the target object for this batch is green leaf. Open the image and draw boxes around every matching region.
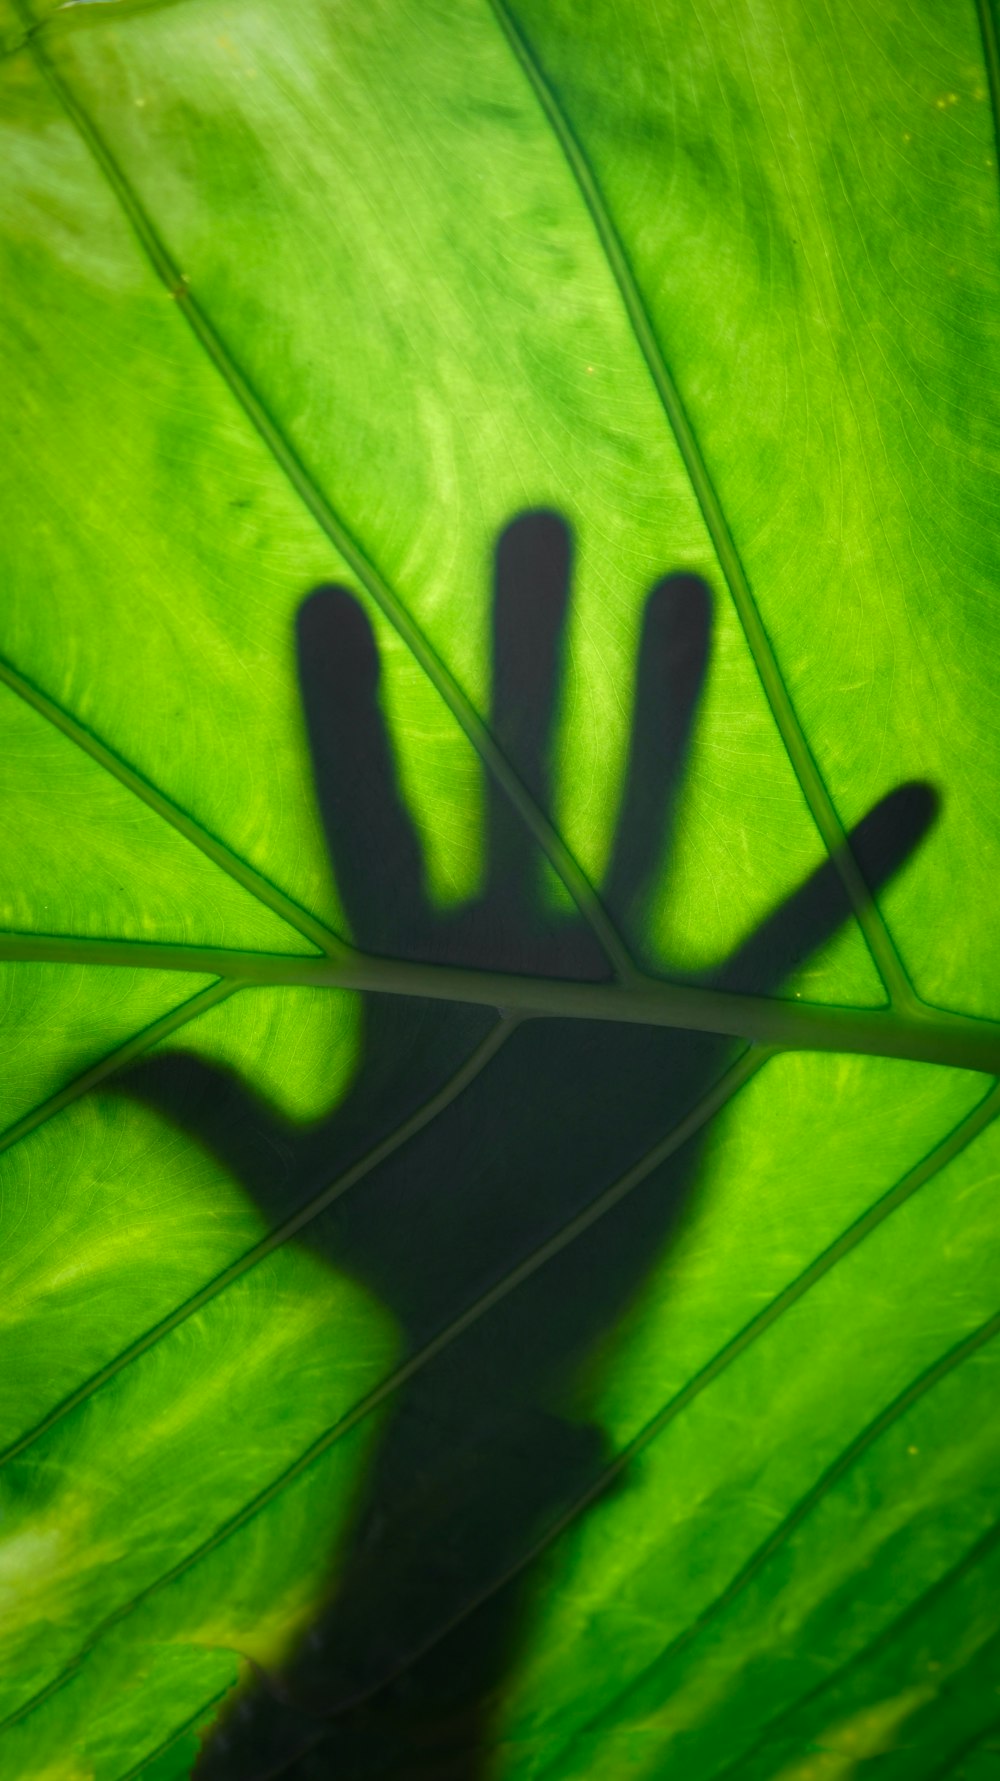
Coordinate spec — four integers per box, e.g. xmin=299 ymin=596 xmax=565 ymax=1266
xmin=2 ymin=1 xmax=999 ymax=1777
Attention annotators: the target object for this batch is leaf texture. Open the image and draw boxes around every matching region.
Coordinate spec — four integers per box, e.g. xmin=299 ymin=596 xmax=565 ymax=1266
xmin=1 ymin=0 xmax=999 ymax=1777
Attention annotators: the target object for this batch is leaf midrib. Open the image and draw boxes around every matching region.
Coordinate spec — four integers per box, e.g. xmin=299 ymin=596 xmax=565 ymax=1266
xmin=4 ymin=929 xmax=1000 ymax=1069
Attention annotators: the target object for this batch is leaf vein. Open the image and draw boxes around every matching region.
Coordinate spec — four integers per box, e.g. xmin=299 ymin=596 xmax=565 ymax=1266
xmin=112 ymin=1681 xmax=236 ymax=1781
xmin=4 ymin=933 xmax=1000 ymax=1071
xmin=929 ymin=1708 xmax=1000 ymax=1781
xmin=485 ymin=0 xmax=919 ymax=1011
xmin=975 ymin=0 xmax=1000 ymax=191
xmin=328 ymin=1079 xmax=1000 ymax=1726
xmin=0 ymin=1044 xmax=761 ymax=1731
xmin=711 ymin=1511 xmax=1000 ymax=1781
xmin=0 ymin=654 xmax=340 ymax=958
xmin=0 ymin=1015 xmax=518 ymax=1471
xmin=565 ymin=1302 xmax=1000 ymax=1754
xmin=7 ymin=1076 xmax=998 ymax=1736
xmin=14 ymin=14 xmax=634 ymax=981
xmin=0 ymin=975 xmax=239 ymax=1162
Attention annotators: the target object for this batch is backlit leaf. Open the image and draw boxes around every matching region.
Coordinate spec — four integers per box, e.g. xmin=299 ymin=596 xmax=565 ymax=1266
xmin=2 ymin=1 xmax=999 ymax=1777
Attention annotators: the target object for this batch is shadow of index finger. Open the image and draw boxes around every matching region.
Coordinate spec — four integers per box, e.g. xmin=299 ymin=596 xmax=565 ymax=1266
xmin=297 ymin=587 xmax=426 ymax=956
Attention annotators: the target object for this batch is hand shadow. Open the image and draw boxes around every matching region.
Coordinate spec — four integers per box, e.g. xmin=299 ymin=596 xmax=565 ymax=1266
xmin=121 ymin=512 xmax=936 ymax=1780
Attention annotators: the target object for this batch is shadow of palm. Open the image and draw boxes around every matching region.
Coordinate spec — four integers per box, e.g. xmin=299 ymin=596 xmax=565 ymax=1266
xmin=123 ymin=512 xmax=935 ymax=1780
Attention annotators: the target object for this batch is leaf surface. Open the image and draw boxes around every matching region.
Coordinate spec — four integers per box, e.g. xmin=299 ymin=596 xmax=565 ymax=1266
xmin=2 ymin=1 xmax=1000 ymax=1777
